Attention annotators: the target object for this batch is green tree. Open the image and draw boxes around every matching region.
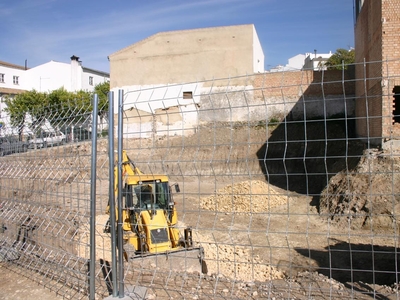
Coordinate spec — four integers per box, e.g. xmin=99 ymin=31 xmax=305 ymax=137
xmin=325 ymin=48 xmax=355 ymax=70
xmin=4 ymin=89 xmax=93 ymax=137
xmin=4 ymin=84 xmax=110 ymax=139
xmin=93 ymin=81 xmax=110 ymax=113
xmin=3 ymin=90 xmax=47 ymax=138
xmin=93 ymin=81 xmax=110 ymax=136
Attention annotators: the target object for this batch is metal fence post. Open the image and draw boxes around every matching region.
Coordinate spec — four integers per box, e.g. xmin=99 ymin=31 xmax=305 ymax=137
xmin=117 ymin=90 xmax=124 ymax=297
xmin=89 ymin=94 xmax=99 ymax=300
xmin=108 ymin=91 xmax=118 ymax=297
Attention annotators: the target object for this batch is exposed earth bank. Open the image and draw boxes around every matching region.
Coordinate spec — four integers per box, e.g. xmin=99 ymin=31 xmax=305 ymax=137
xmin=2 ymin=121 xmax=400 ymax=299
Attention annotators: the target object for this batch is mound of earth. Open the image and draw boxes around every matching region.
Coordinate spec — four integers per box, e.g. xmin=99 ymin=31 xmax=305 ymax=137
xmin=319 ymin=148 xmax=400 ymax=231
xmin=200 ymin=180 xmax=288 ymax=213
xmin=194 ymin=231 xmax=285 ymax=282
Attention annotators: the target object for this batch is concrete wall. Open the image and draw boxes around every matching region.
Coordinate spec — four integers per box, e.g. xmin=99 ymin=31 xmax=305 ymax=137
xmin=114 ymin=69 xmax=355 ymax=139
xmin=252 ymin=26 xmax=264 ymax=74
xmin=112 ymin=82 xmax=201 ymax=138
xmin=109 ymin=24 xmax=263 ymax=87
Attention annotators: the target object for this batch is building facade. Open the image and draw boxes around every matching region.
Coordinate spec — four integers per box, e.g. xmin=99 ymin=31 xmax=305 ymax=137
xmin=108 ymin=24 xmax=264 ymax=138
xmin=0 ymin=55 xmax=109 ymax=95
xmin=303 ymin=51 xmax=333 ymax=71
xmin=269 ymin=51 xmax=333 ymax=72
xmin=354 ymin=0 xmax=400 ymax=145
xmin=109 ymin=24 xmax=264 ymax=89
xmin=0 ymin=56 xmax=109 ymax=136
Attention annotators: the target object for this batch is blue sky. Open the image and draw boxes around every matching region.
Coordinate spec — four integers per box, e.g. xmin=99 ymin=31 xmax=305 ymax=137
xmin=1 ymin=0 xmax=355 ymax=73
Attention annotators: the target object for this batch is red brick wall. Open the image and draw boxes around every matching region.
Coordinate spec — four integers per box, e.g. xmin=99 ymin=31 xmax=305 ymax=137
xmin=382 ymin=0 xmax=400 ymax=140
xmin=252 ymin=69 xmax=354 ymax=99
xmin=354 ymin=0 xmax=400 ymax=143
xmin=250 ymin=70 xmax=355 ymax=122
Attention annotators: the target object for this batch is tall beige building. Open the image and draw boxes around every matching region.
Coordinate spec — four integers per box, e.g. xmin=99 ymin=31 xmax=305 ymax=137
xmin=109 ymin=24 xmax=264 ymax=88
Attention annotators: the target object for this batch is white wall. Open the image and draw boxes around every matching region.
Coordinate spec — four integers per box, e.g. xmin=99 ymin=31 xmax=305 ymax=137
xmin=252 ymin=26 xmax=265 ymax=73
xmin=287 ymin=54 xmax=306 ymax=70
xmin=81 ymin=71 xmax=109 ymax=92
xmin=112 ymin=83 xmax=203 ymax=138
xmin=2 ymin=59 xmax=109 ymax=94
xmin=112 ymin=83 xmax=202 ymax=115
xmin=0 ymin=58 xmax=109 ymax=136
xmin=304 ymin=52 xmax=332 ymax=70
xmin=23 ymin=61 xmax=71 ymax=92
xmin=0 ymin=65 xmax=26 ymax=91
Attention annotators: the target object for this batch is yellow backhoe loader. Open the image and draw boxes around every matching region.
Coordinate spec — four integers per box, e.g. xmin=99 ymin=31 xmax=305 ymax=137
xmin=105 ymin=150 xmax=207 ymax=274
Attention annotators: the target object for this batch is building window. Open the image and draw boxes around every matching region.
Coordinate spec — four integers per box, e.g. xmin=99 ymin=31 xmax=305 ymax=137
xmin=13 ymin=76 xmax=19 ymax=85
xmin=393 ymin=86 xmax=400 ymax=123
xmin=89 ymin=76 xmax=93 ymax=86
xmin=0 ymin=74 xmax=4 ymax=83
xmin=183 ymin=91 xmax=193 ymax=99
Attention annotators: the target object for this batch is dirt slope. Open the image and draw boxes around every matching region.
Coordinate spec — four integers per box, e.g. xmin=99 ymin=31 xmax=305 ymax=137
xmin=2 ymin=121 xmax=400 ymax=299
xmin=319 ymin=147 xmax=400 ymax=231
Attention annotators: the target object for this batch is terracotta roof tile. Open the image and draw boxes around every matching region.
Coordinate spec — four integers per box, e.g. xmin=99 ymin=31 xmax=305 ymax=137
xmin=0 ymin=60 xmax=28 ymax=70
xmin=0 ymin=87 xmax=27 ymax=95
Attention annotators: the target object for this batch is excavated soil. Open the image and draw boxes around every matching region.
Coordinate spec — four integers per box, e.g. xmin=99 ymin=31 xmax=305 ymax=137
xmin=2 ymin=120 xmax=400 ymax=299
xmin=319 ymin=147 xmax=400 ymax=231
xmin=200 ymin=180 xmax=288 ymax=214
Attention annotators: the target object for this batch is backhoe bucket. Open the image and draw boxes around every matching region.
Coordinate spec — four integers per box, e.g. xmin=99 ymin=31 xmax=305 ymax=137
xmin=128 ymin=247 xmax=207 ymax=274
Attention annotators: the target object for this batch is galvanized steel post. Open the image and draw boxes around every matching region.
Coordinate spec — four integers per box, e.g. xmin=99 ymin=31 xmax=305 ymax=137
xmin=108 ymin=91 xmax=118 ymax=297
xmin=89 ymin=94 xmax=99 ymax=300
xmin=117 ymin=90 xmax=124 ymax=297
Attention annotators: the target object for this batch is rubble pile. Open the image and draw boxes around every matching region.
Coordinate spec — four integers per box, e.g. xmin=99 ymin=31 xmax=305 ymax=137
xmin=195 ymin=231 xmax=285 ymax=282
xmin=200 ymin=180 xmax=289 ymax=213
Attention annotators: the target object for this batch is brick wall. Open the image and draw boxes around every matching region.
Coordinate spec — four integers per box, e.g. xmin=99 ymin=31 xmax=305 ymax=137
xmin=382 ymin=0 xmax=400 ymax=140
xmin=252 ymin=69 xmax=355 ymax=120
xmin=253 ymin=70 xmax=354 ymax=98
xmin=354 ymin=0 xmax=400 ymax=144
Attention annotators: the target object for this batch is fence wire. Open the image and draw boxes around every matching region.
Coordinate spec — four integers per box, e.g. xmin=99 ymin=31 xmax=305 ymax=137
xmin=1 ymin=59 xmax=400 ymax=299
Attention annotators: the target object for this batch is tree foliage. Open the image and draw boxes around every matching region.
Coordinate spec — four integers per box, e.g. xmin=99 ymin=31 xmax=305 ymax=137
xmin=325 ymin=48 xmax=355 ymax=70
xmin=94 ymin=81 xmax=110 ymax=115
xmin=3 ymin=81 xmax=110 ymax=137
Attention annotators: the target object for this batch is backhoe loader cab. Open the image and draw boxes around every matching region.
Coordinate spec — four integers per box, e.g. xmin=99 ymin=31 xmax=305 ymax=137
xmin=106 ymin=150 xmax=207 ymax=274
xmin=126 ymin=181 xmax=174 ymax=210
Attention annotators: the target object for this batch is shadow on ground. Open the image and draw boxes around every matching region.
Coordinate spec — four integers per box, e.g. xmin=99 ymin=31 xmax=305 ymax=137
xmin=257 ymin=118 xmax=365 ymax=198
xmin=295 ymin=240 xmax=400 ymax=286
xmin=256 ymin=69 xmax=366 ymax=206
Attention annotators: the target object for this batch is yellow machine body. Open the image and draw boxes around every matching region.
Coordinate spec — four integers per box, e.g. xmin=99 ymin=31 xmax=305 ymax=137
xmin=105 ymin=151 xmax=206 ymax=273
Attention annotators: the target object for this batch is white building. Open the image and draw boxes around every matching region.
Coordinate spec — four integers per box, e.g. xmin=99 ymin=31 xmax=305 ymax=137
xmin=269 ymin=51 xmax=333 ymax=72
xmin=0 ymin=56 xmax=109 ymax=136
xmin=303 ymin=51 xmax=333 ymax=70
xmin=0 ymin=55 xmax=109 ymax=96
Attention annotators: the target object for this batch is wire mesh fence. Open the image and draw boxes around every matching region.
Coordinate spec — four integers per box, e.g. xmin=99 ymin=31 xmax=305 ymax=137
xmin=1 ymin=59 xmax=400 ymax=299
